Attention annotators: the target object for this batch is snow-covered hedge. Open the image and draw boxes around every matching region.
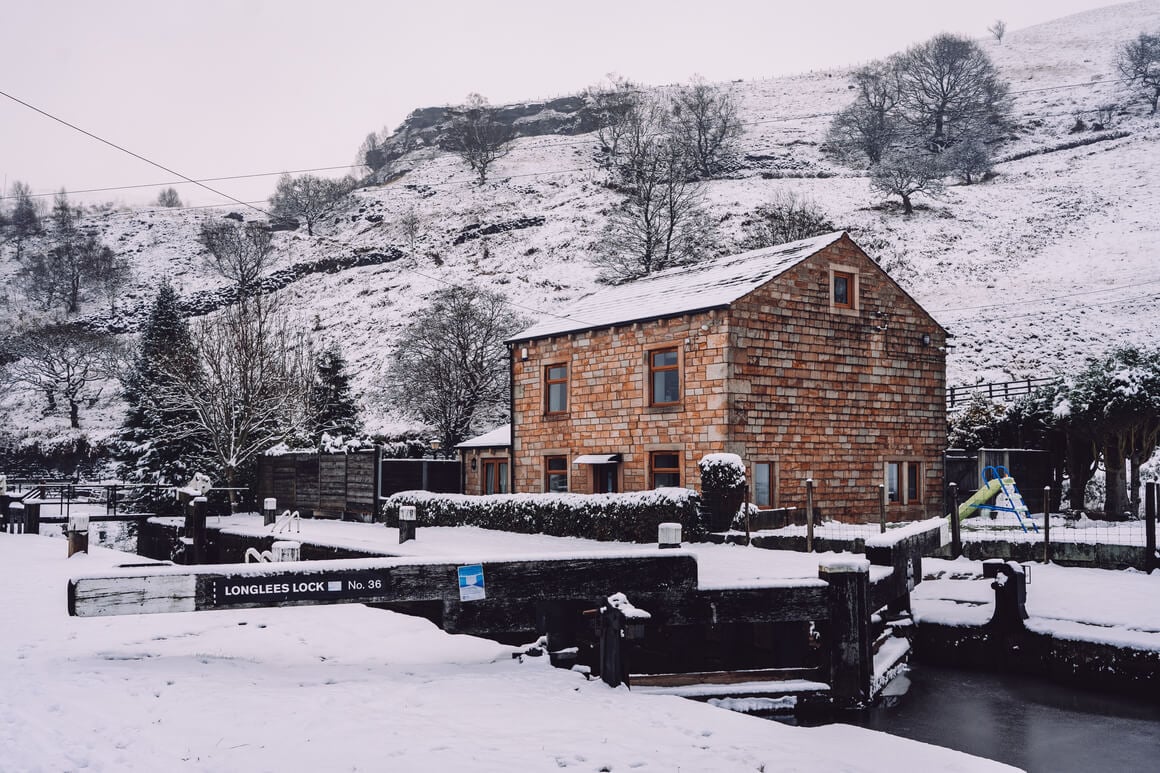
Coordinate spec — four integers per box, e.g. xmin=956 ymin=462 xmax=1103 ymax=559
xmin=381 ymin=488 xmax=704 ymax=543
xmin=698 ymin=453 xmax=746 ymax=491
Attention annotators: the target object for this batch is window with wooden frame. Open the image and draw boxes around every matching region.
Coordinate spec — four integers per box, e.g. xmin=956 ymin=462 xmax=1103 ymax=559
xmin=649 ymin=347 xmax=680 ymax=406
xmin=482 ymin=459 xmax=508 ymax=495
xmin=832 ymin=270 xmax=855 ymax=309
xmin=545 ymin=456 xmax=568 ymax=493
xmin=885 ymin=460 xmax=921 ymax=505
xmin=544 ymin=363 xmax=568 ymax=414
xmin=753 ymin=461 xmax=777 ymax=509
xmin=650 ymin=451 xmax=681 ymax=488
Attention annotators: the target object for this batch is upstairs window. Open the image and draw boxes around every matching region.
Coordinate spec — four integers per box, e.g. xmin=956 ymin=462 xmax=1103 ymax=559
xmin=649 ymin=348 xmax=680 ymax=406
xmin=545 ymin=456 xmax=568 ymax=493
xmin=832 ymin=270 xmax=855 ymax=309
xmin=650 ymin=452 xmax=681 ymax=488
xmin=545 ymin=364 xmax=568 ymax=414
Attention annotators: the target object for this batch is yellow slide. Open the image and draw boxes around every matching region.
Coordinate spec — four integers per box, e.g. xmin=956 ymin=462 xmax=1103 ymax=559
xmin=956 ymin=477 xmax=1004 ymax=521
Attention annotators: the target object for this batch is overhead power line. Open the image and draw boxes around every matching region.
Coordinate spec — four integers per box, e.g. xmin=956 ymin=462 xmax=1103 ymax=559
xmin=0 ymin=87 xmax=273 ymax=217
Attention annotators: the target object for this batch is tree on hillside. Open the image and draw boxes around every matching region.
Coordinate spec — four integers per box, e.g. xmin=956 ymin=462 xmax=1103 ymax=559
xmin=596 ymin=134 xmax=713 ymax=281
xmin=741 ymin=191 xmax=837 ymax=250
xmin=825 ymin=61 xmax=904 ymax=166
xmin=585 ymin=75 xmax=641 ymax=166
xmin=5 ymin=324 xmax=119 ymax=429
xmin=80 ymin=236 xmax=132 ymax=316
xmin=988 ymin=20 xmax=1007 ymax=44
xmin=1116 ymin=32 xmax=1160 ymax=113
xmin=269 ymin=173 xmax=353 ymax=236
xmin=387 ymin=287 xmax=525 ymax=451
xmin=446 ymin=94 xmax=513 ymax=185
xmin=158 ymin=299 xmax=314 ymax=509
xmin=198 ymin=219 xmax=275 ymax=297
xmin=118 ymin=282 xmax=206 ymax=504
xmin=895 ymin=34 xmax=1010 ymax=152
xmin=397 ymin=208 xmax=422 ymax=254
xmin=870 ymin=152 xmax=946 ymax=215
xmin=309 ymin=344 xmax=360 ymax=440
xmin=671 ymin=77 xmax=743 ymax=178
xmin=6 ymin=181 xmax=41 ymax=259
xmin=155 ymin=187 xmax=183 ymax=208
xmin=16 ymin=191 xmax=116 ymax=315
xmin=358 ymin=132 xmax=387 ymax=172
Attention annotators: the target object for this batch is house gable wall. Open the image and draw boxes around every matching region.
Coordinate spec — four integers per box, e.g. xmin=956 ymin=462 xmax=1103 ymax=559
xmin=724 ymin=235 xmax=946 ymax=520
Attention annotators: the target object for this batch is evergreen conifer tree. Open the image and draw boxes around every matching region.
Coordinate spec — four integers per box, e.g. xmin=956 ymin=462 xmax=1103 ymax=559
xmin=118 ymin=282 xmax=207 ymax=510
xmin=310 ymin=345 xmax=360 ymax=441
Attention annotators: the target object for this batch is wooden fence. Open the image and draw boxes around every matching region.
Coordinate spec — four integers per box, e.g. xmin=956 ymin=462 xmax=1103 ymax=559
xmin=255 ymin=451 xmax=459 ymax=520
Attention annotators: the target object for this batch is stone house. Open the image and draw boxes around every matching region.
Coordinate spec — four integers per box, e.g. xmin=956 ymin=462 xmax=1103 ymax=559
xmin=466 ymin=231 xmax=946 ymax=522
xmin=456 ymin=424 xmax=512 ymax=495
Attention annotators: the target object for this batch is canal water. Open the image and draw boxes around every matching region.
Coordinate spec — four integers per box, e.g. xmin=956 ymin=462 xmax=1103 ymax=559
xmin=833 ymin=665 xmax=1160 ymax=772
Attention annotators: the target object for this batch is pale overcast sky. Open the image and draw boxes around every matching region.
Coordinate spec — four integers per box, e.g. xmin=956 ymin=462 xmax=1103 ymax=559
xmin=0 ymin=0 xmax=1127 ymax=208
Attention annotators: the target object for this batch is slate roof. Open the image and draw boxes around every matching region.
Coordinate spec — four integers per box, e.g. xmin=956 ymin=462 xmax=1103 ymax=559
xmin=509 ymin=231 xmax=846 ymax=342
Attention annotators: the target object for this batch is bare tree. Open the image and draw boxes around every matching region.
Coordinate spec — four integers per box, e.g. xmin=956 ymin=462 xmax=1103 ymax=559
xmin=198 ymin=219 xmax=275 ymax=296
xmin=5 ymin=181 xmax=41 ymax=259
xmin=16 ymin=192 xmax=109 ymax=314
xmin=1117 ymin=32 xmax=1160 ymax=113
xmin=596 ymin=135 xmax=713 ymax=281
xmin=158 ymin=300 xmax=314 ymax=507
xmin=825 ymin=61 xmax=904 ymax=166
xmin=269 ymin=173 xmax=354 ymax=236
xmin=84 ymin=240 xmax=133 ymax=315
xmin=585 ymin=75 xmax=641 ymax=166
xmin=5 ymin=325 xmax=119 ymax=428
xmin=741 ymin=191 xmax=837 ymax=249
xmin=946 ymin=136 xmax=992 ymax=184
xmin=671 ymin=76 xmax=743 ymax=177
xmin=446 ymin=94 xmax=513 ymax=184
xmin=988 ymin=20 xmax=1007 ymax=44
xmin=397 ymin=208 xmax=421 ymax=254
xmin=870 ymin=152 xmax=946 ymax=215
xmin=895 ymin=34 xmax=1010 ymax=152
xmin=155 ymin=187 xmax=183 ymax=208
xmin=387 ymin=286 xmax=526 ymax=451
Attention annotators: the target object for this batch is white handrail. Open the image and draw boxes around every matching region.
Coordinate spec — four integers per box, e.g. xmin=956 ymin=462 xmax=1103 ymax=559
xmin=244 ymin=547 xmax=274 ymax=563
xmin=271 ymin=509 xmax=301 ymax=534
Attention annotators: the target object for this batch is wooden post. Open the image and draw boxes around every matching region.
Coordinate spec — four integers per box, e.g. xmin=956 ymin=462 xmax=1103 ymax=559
xmin=1042 ymin=485 xmax=1052 ymax=564
xmin=67 ymin=513 xmax=90 ymax=557
xmin=191 ymin=497 xmax=208 ymax=564
xmin=24 ymin=501 xmax=40 ymax=535
xmin=878 ymin=484 xmax=887 ymax=534
xmin=805 ymin=478 xmax=815 ymax=553
xmin=819 ymin=557 xmax=871 ymax=708
xmin=263 ymin=497 xmax=277 ymax=526
xmin=399 ymin=505 xmax=417 ymax=543
xmin=948 ymin=482 xmax=961 ymax=559
xmin=1146 ymin=482 xmax=1157 ymax=573
xmin=597 ymin=602 xmax=627 ymax=688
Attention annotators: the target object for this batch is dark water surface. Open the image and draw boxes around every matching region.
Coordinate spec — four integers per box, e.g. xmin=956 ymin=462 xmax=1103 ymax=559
xmin=843 ymin=665 xmax=1160 ymax=772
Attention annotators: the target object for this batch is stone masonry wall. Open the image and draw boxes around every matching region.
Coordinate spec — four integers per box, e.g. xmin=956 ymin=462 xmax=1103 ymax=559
xmin=511 ymin=311 xmax=731 ymax=493
xmin=725 ymin=235 xmax=946 ymax=521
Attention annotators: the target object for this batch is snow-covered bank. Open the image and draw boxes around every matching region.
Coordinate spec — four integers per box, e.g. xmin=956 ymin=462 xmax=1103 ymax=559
xmin=0 ymin=533 xmax=1016 ymax=771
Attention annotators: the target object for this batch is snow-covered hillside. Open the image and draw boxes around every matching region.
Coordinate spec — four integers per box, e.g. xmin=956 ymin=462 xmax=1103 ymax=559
xmin=3 ymin=0 xmax=1159 ymax=442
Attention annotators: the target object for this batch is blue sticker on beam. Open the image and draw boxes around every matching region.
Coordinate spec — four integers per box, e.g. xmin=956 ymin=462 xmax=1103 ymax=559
xmin=457 ymin=564 xmax=486 ymax=602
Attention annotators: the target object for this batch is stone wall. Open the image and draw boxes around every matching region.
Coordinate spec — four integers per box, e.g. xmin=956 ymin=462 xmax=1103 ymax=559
xmin=726 ymin=237 xmax=946 ymax=521
xmin=511 ymin=310 xmax=730 ymax=493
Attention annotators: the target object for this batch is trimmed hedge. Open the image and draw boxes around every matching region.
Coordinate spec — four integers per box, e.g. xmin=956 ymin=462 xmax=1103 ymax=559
xmin=381 ymin=488 xmax=705 ymax=543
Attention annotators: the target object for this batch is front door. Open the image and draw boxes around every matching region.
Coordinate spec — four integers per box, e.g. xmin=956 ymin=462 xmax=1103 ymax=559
xmin=593 ymin=464 xmax=618 ymax=494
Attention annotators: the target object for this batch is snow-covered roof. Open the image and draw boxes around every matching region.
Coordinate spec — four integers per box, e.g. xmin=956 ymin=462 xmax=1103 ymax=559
xmin=509 ymin=232 xmax=847 ymax=342
xmin=456 ymin=424 xmax=511 ymax=449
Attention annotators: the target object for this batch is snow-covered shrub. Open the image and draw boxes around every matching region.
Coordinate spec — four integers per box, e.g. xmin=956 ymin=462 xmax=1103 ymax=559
xmin=698 ymin=453 xmax=745 ymax=491
xmin=381 ymin=488 xmax=704 ymax=543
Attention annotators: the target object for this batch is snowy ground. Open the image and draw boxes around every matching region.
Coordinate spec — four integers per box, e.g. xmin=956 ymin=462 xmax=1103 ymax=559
xmin=0 ymin=533 xmax=1017 ymax=772
xmin=915 ymin=557 xmax=1160 ymax=651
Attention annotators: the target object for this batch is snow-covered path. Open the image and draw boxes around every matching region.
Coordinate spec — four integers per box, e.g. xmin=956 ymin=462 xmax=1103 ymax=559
xmin=0 ymin=533 xmax=1015 ymax=772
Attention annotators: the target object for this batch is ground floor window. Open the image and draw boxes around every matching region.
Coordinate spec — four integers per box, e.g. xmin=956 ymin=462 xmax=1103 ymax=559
xmin=482 ymin=459 xmax=508 ymax=494
xmin=545 ymin=456 xmax=568 ymax=493
xmin=886 ymin=460 xmax=921 ymax=505
xmin=753 ymin=461 xmax=777 ymax=508
xmin=650 ymin=452 xmax=681 ymax=488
